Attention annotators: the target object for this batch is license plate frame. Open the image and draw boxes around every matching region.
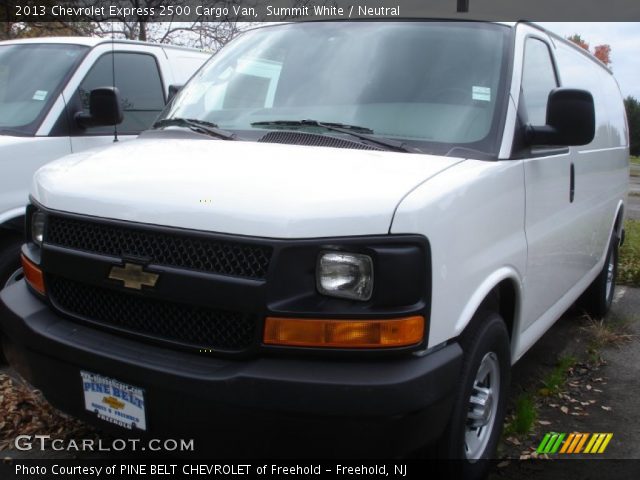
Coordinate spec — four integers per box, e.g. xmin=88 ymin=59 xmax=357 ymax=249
xmin=80 ymin=370 xmax=147 ymax=431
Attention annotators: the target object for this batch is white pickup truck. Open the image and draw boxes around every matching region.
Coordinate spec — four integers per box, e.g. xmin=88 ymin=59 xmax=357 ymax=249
xmin=0 ymin=21 xmax=629 ymax=476
xmin=0 ymin=37 xmax=209 ymax=287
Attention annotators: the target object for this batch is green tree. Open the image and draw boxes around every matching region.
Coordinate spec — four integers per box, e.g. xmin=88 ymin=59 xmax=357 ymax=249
xmin=567 ymin=33 xmax=589 ymax=51
xmin=625 ymin=96 xmax=640 ymax=156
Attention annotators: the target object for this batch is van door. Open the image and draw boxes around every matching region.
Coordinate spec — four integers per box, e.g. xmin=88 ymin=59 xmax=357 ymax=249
xmin=518 ymin=33 xmax=594 ymax=331
xmin=66 ymin=47 xmax=167 ymax=152
xmin=553 ymin=41 xmax=627 ymax=267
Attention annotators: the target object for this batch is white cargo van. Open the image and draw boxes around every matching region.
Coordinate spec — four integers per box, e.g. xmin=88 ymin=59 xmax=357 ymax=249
xmin=0 ymin=21 xmax=629 ymax=474
xmin=0 ymin=37 xmax=209 ymax=287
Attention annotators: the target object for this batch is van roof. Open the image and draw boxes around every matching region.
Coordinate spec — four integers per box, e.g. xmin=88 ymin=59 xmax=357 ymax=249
xmin=522 ymin=22 xmax=613 ymax=74
xmin=0 ymin=36 xmax=206 ymax=53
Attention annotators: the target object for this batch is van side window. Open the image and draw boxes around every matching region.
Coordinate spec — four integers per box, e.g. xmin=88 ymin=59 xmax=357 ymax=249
xmin=77 ymin=52 xmax=165 ymax=134
xmin=521 ymin=39 xmax=558 ymax=125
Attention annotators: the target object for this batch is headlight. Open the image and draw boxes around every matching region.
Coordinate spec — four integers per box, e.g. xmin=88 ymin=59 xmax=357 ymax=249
xmin=317 ymin=252 xmax=373 ymax=301
xmin=31 ymin=211 xmax=45 ymax=247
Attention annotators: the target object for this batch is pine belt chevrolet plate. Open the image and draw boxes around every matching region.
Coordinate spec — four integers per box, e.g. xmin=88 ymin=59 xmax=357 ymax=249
xmin=81 ymin=371 xmax=147 ymax=431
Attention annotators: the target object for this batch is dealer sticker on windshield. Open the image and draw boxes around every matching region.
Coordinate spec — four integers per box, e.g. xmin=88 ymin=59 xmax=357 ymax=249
xmin=472 ymin=86 xmax=491 ymax=102
xmin=81 ymin=371 xmax=147 ymax=431
xmin=32 ymin=90 xmax=47 ymax=101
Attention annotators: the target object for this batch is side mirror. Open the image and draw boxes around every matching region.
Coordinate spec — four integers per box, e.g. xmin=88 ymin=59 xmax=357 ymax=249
xmin=526 ymin=88 xmax=595 ymax=147
xmin=75 ymin=87 xmax=124 ymax=128
xmin=168 ymin=84 xmax=183 ymax=102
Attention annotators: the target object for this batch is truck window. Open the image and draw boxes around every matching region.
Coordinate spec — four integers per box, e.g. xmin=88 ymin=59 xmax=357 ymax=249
xmin=521 ymin=38 xmax=558 ymax=125
xmin=0 ymin=44 xmax=87 ymax=136
xmin=77 ymin=52 xmax=165 ymax=135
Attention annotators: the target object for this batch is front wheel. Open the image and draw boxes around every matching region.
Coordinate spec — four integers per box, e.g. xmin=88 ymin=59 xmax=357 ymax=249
xmin=438 ymin=311 xmax=511 ymax=480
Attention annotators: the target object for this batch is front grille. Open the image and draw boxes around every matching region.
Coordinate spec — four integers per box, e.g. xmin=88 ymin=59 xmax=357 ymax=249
xmin=45 ymin=215 xmax=272 ymax=279
xmin=48 ymin=276 xmax=256 ymax=352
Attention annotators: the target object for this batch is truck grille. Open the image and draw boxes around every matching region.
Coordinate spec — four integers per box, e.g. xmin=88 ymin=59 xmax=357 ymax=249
xmin=45 ymin=215 xmax=272 ymax=279
xmin=47 ymin=276 xmax=257 ymax=352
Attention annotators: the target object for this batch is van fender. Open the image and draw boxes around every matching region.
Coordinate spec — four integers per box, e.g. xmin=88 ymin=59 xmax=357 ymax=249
xmin=453 ymin=266 xmax=523 ymax=354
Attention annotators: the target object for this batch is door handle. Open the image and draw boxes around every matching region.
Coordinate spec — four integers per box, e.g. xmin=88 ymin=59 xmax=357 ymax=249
xmin=570 ymin=162 xmax=575 ymax=203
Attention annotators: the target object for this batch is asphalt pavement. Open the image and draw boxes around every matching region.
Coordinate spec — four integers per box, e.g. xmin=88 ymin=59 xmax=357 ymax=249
xmin=492 ymin=286 xmax=640 ymax=480
xmin=590 ymin=285 xmax=640 ymax=458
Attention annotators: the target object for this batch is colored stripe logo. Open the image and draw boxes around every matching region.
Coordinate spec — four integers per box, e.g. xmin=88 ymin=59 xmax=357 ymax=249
xmin=536 ymin=433 xmax=613 ymax=454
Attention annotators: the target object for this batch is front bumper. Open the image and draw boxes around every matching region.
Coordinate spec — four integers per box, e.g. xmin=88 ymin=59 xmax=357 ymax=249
xmin=0 ymin=281 xmax=462 ymax=457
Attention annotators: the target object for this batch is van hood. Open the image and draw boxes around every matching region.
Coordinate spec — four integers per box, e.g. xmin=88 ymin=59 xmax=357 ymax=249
xmin=33 ymin=138 xmax=463 ymax=238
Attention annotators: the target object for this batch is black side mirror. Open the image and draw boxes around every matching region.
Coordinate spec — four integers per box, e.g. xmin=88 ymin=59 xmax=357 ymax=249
xmin=526 ymin=88 xmax=595 ymax=146
xmin=75 ymin=87 xmax=124 ymax=128
xmin=168 ymin=84 xmax=183 ymax=102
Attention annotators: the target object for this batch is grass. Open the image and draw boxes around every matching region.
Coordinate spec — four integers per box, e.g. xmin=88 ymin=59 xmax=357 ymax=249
xmin=538 ymin=355 xmax=577 ymax=397
xmin=504 ymin=356 xmax=576 ymax=438
xmin=506 ymin=393 xmax=537 ymax=435
xmin=630 ymin=155 xmax=640 ymax=165
xmin=582 ymin=314 xmax=636 ymax=350
xmin=619 ymin=219 xmax=640 ymax=287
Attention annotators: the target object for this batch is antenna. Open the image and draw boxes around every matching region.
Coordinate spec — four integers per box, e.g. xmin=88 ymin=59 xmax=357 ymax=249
xmin=111 ymin=22 xmax=119 ymax=142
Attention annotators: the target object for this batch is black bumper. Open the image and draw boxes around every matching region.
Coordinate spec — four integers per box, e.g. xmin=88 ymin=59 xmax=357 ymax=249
xmin=0 ymin=282 xmax=462 ymax=457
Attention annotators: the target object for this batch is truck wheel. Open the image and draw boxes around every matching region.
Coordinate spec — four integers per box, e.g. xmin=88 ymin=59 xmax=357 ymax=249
xmin=581 ymin=231 xmax=619 ymax=319
xmin=438 ymin=311 xmax=510 ymax=479
xmin=0 ymin=233 xmax=23 ymax=290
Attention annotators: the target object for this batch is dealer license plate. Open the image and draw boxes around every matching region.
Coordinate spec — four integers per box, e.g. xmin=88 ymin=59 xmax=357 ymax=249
xmin=80 ymin=371 xmax=147 ymax=431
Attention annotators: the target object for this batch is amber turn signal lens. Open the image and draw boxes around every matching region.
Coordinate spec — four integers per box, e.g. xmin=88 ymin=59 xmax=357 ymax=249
xmin=264 ymin=316 xmax=424 ymax=348
xmin=21 ymin=254 xmax=45 ymax=295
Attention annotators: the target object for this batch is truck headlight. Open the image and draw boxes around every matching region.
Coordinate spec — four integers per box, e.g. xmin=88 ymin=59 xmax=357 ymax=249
xmin=317 ymin=252 xmax=373 ymax=301
xmin=31 ymin=211 xmax=45 ymax=247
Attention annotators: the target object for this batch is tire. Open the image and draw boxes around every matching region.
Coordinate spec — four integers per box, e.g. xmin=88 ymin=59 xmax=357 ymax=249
xmin=438 ymin=311 xmax=511 ymax=480
xmin=581 ymin=231 xmax=619 ymax=319
xmin=0 ymin=232 xmax=22 ymax=366
xmin=0 ymin=232 xmax=23 ymax=291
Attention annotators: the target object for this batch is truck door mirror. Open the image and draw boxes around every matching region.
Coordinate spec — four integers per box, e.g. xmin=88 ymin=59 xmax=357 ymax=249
xmin=75 ymin=87 xmax=124 ymax=128
xmin=526 ymin=88 xmax=595 ymax=147
xmin=168 ymin=84 xmax=183 ymax=102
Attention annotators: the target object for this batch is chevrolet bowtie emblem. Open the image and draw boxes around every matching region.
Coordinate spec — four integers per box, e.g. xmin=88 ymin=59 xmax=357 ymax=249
xmin=108 ymin=263 xmax=159 ymax=290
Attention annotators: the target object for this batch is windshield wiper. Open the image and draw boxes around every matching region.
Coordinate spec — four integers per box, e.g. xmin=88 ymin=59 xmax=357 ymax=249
xmin=252 ymin=120 xmax=374 ymax=134
xmin=251 ymin=119 xmax=420 ymax=153
xmin=153 ymin=118 xmax=236 ymax=140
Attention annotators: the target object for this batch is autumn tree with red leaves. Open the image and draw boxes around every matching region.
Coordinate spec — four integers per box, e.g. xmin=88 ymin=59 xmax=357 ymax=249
xmin=567 ymin=34 xmax=589 ymax=51
xmin=593 ymin=44 xmax=612 ymax=65
xmin=567 ymin=34 xmax=612 ymax=66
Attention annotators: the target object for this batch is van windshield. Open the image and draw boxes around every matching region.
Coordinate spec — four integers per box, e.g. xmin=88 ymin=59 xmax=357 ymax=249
xmin=0 ymin=43 xmax=88 ymax=136
xmin=161 ymin=22 xmax=511 ymax=157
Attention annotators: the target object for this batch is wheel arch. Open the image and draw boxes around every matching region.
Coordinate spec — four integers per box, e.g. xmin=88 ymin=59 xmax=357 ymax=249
xmin=612 ymin=201 xmax=624 ymax=241
xmin=454 ymin=268 xmax=522 ymax=363
xmin=0 ymin=207 xmax=26 ymax=236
